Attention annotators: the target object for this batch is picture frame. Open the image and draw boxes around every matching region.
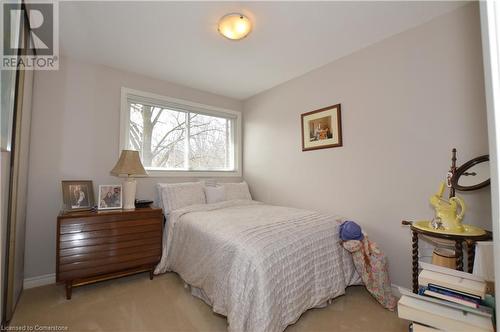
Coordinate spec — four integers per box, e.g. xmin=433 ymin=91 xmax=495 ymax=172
xmin=98 ymin=184 xmax=123 ymax=210
xmin=301 ymin=104 xmax=342 ymax=151
xmin=62 ymin=180 xmax=95 ymax=211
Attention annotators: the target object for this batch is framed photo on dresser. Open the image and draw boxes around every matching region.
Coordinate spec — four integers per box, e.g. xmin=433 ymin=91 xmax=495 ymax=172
xmin=62 ymin=180 xmax=95 ymax=211
xmin=301 ymin=104 xmax=342 ymax=151
xmin=98 ymin=184 xmax=123 ymax=210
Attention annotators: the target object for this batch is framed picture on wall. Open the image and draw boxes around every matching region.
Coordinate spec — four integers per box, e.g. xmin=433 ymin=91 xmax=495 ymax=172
xmin=301 ymin=104 xmax=342 ymax=151
xmin=62 ymin=180 xmax=95 ymax=211
xmin=98 ymin=184 xmax=123 ymax=210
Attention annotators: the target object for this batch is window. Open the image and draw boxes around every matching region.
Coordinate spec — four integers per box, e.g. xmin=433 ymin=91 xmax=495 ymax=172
xmin=120 ymin=88 xmax=241 ymax=176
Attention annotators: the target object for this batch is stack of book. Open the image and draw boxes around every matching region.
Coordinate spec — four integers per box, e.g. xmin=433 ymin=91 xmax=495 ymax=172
xmin=398 ymin=262 xmax=494 ymax=332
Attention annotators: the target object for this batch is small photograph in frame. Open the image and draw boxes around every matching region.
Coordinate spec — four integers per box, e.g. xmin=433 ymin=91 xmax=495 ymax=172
xmin=62 ymin=180 xmax=95 ymax=211
xmin=301 ymin=104 xmax=342 ymax=151
xmin=98 ymin=185 xmax=123 ymax=210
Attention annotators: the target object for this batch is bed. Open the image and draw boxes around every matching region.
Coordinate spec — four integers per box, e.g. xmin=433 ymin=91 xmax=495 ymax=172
xmin=154 ymin=182 xmax=361 ymax=332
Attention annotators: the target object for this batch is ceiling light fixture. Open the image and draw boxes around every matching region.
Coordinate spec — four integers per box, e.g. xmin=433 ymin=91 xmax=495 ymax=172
xmin=218 ymin=13 xmax=252 ymax=40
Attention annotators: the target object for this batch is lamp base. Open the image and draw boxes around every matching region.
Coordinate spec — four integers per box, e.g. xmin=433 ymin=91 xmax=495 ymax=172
xmin=122 ymin=178 xmax=136 ymax=210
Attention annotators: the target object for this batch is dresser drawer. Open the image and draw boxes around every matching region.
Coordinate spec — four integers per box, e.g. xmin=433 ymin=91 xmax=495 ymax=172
xmin=59 ymin=211 xmax=161 ymax=225
xmin=59 ymin=240 xmax=161 ymax=270
xmin=59 ymin=238 xmax=160 ymax=256
xmin=59 ymin=218 xmax=160 ymax=234
xmin=58 ymin=255 xmax=160 ymax=281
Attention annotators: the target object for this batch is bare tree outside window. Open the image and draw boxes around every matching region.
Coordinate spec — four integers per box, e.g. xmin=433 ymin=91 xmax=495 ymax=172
xmin=128 ymin=102 xmax=234 ymax=170
xmin=189 ymin=113 xmax=230 ymax=170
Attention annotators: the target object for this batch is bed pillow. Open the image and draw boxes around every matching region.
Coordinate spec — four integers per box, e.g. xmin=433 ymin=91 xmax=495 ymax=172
xmin=202 ymin=179 xmax=218 ymax=187
xmin=159 ymin=182 xmax=206 ymax=214
xmin=204 ymin=185 xmax=226 ymax=204
xmin=156 ymin=183 xmax=166 ymax=209
xmin=224 ymin=181 xmax=252 ymax=201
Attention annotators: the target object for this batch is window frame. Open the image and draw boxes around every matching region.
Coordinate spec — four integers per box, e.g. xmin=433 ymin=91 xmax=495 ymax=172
xmin=120 ymin=87 xmax=242 ymax=177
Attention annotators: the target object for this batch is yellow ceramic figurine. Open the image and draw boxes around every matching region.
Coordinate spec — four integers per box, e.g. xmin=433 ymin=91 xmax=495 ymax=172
xmin=429 ymin=182 xmax=465 ymax=232
xmin=412 ymin=181 xmax=486 ymax=236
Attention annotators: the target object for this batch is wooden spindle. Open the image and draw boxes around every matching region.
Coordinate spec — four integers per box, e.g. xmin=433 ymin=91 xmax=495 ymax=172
xmin=412 ymin=231 xmax=419 ymax=293
xmin=455 ymin=240 xmax=463 ymax=271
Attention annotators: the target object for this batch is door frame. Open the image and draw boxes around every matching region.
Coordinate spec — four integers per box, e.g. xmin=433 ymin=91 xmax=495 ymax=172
xmin=480 ymin=0 xmax=500 ymax=322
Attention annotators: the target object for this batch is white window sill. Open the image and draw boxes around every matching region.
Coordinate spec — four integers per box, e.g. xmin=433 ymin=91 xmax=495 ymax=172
xmin=144 ymin=169 xmax=242 ymax=178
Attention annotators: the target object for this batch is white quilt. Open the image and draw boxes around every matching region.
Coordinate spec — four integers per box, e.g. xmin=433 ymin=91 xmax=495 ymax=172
xmin=155 ymin=200 xmax=361 ymax=332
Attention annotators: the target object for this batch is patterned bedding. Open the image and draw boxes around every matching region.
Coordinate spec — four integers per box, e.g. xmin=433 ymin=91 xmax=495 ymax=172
xmin=155 ymin=200 xmax=361 ymax=332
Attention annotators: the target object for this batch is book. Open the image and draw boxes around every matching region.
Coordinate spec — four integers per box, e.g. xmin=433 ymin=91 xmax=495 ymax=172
xmin=398 ymin=290 xmax=493 ymax=332
xmin=400 ymin=288 xmax=492 ymax=318
xmin=427 ymin=284 xmax=482 ymax=304
xmin=418 ymin=262 xmax=486 ymax=299
xmin=418 ymin=285 xmax=493 ymax=315
xmin=422 ymin=289 xmax=478 ymax=308
xmin=419 ymin=261 xmax=486 ymax=283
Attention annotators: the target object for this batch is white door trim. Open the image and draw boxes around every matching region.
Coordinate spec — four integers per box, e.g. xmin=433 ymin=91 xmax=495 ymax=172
xmin=480 ymin=0 xmax=500 ymax=322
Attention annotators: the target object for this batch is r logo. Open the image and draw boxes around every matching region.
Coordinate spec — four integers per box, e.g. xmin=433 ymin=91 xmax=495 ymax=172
xmin=3 ymin=3 xmax=54 ymax=56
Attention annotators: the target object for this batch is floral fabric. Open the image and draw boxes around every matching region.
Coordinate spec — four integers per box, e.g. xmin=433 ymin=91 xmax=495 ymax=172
xmin=342 ymin=235 xmax=397 ymax=311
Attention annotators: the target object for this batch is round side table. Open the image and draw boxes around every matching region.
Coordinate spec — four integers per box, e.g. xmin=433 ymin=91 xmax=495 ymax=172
xmin=401 ymin=220 xmax=492 ymax=293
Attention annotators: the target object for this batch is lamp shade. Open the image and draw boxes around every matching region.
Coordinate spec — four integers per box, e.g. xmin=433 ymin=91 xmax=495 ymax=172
xmin=110 ymin=150 xmax=147 ymax=177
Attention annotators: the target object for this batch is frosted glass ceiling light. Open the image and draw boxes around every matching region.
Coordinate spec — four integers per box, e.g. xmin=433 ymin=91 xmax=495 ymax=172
xmin=218 ymin=13 xmax=252 ymax=40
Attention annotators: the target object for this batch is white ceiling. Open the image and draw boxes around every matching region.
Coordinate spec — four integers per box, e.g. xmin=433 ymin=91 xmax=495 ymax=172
xmin=60 ymin=1 xmax=467 ymax=100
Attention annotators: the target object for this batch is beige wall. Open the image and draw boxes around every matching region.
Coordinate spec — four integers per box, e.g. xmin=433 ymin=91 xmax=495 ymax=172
xmin=243 ymin=3 xmax=490 ymax=287
xmin=25 ymin=57 xmax=242 ymax=278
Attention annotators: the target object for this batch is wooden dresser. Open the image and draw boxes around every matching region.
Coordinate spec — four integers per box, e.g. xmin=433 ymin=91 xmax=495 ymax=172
xmin=56 ymin=208 xmax=163 ymax=299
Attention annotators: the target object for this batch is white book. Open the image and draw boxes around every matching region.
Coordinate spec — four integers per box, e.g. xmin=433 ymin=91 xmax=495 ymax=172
xmin=419 ymin=261 xmax=485 ymax=282
xmin=400 ymin=289 xmax=491 ymax=318
xmin=397 ymin=292 xmax=493 ymax=332
xmin=423 ymin=289 xmax=477 ymax=308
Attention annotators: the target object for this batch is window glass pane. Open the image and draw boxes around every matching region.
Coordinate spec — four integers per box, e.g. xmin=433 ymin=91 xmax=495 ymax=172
xmin=189 ymin=113 xmax=231 ymax=170
xmin=129 ymin=103 xmax=186 ymax=169
xmin=126 ymin=95 xmax=237 ymax=173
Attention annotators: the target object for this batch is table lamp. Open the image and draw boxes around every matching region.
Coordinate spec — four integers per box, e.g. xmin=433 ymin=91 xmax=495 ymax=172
xmin=110 ymin=150 xmax=147 ymax=209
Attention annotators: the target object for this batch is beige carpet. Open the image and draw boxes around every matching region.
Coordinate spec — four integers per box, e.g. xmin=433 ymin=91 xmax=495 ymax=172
xmin=10 ymin=272 xmax=408 ymax=332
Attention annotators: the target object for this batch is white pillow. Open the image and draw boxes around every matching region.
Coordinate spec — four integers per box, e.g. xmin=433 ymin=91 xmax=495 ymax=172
xmin=204 ymin=185 xmax=226 ymax=204
xmin=224 ymin=181 xmax=252 ymax=201
xmin=156 ymin=183 xmax=166 ymax=209
xmin=202 ymin=179 xmax=218 ymax=187
xmin=159 ymin=182 xmax=206 ymax=214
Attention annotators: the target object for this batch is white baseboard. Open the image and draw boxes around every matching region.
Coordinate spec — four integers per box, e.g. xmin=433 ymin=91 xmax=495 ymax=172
xmin=23 ymin=273 xmax=56 ymax=289
xmin=391 ymin=283 xmax=409 ymax=299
